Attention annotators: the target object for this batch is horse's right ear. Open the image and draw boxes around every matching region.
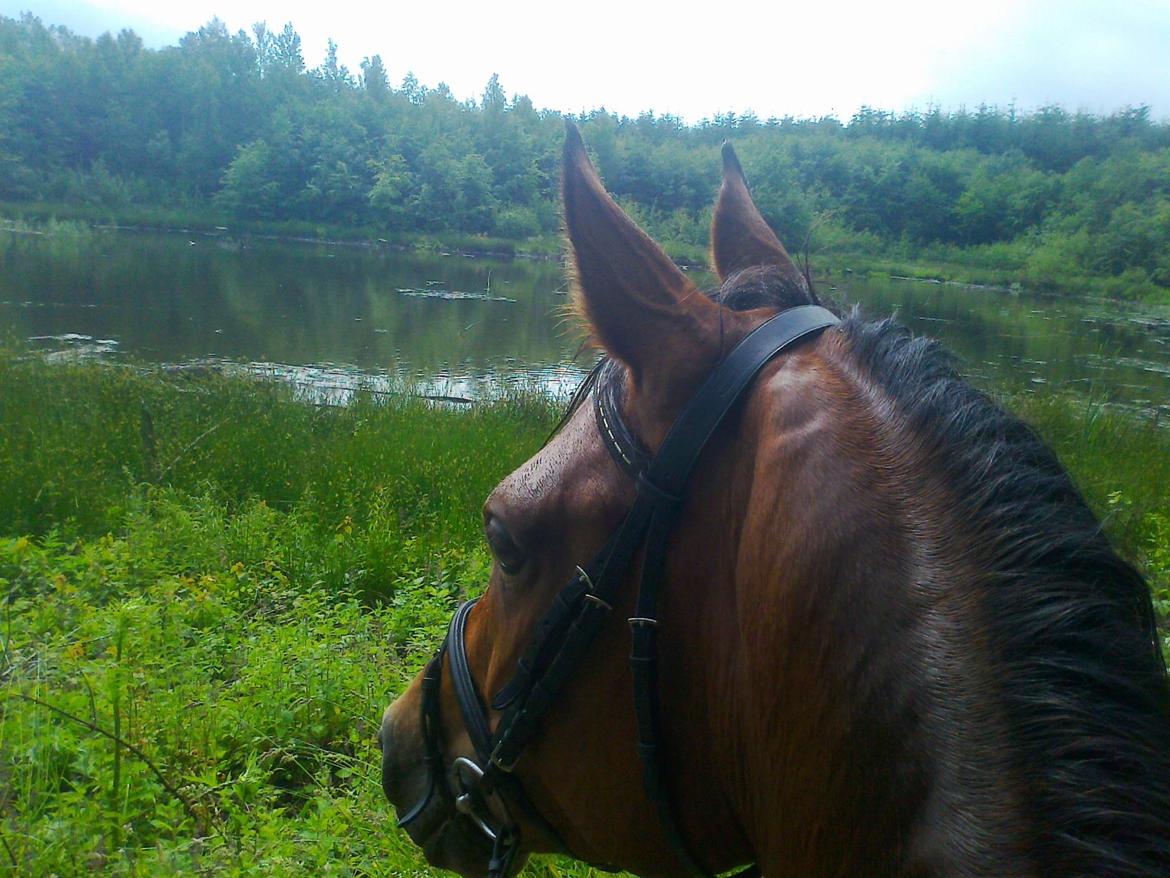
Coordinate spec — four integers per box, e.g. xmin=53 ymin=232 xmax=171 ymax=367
xmin=563 ymin=123 xmax=730 ymax=409
xmin=711 ymin=142 xmax=807 ymax=292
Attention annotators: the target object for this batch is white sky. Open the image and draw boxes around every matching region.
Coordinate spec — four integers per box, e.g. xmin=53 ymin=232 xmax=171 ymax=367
xmin=4 ymin=0 xmax=1169 ymax=121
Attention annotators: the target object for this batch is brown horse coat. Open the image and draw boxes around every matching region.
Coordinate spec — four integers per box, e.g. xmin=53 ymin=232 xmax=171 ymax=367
xmin=380 ymin=127 xmax=1170 ymax=877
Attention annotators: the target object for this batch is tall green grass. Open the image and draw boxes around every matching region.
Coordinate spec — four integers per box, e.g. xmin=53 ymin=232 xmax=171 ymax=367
xmin=0 ymin=352 xmax=559 ymax=601
xmin=0 ymin=350 xmax=1167 ymax=876
xmin=1 ymin=517 xmax=473 ymax=877
xmin=0 ymin=351 xmax=592 ymax=876
xmin=1009 ymin=393 xmax=1170 ymax=639
xmin=1013 ymin=394 xmax=1170 ymax=550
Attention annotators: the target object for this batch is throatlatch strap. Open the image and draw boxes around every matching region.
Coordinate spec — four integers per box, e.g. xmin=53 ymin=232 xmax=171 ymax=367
xmin=625 ymin=305 xmax=838 ymax=877
xmin=630 ymin=501 xmax=712 ymax=875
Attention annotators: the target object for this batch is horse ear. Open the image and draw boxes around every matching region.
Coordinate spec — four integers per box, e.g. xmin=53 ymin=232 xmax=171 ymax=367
xmin=711 ymin=142 xmax=807 ymax=290
xmin=563 ymin=123 xmax=724 ymax=395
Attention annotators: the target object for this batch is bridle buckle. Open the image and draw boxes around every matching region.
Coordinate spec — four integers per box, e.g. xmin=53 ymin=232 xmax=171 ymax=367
xmin=452 ymin=756 xmax=504 ymax=842
xmin=394 ymin=305 xmax=839 ymax=878
xmin=583 ymin=592 xmax=613 ymax=612
xmin=489 ymin=747 xmax=519 ymax=774
xmin=577 ymin=565 xmax=613 ymax=612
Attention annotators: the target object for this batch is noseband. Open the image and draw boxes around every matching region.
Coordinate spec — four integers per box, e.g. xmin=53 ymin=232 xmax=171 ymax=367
xmin=397 ymin=305 xmax=839 ymax=877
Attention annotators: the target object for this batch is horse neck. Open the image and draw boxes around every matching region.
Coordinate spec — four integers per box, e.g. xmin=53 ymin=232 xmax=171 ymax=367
xmin=660 ymin=347 xmax=1041 ymax=878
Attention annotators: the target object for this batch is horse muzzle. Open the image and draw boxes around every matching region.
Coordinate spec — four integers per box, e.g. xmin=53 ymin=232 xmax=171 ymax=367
xmin=380 ymin=695 xmax=519 ymax=877
xmin=378 ymin=698 xmax=428 ymax=825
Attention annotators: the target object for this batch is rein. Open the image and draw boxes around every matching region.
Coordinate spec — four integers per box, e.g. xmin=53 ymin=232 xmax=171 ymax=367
xmin=398 ymin=304 xmax=839 ymax=877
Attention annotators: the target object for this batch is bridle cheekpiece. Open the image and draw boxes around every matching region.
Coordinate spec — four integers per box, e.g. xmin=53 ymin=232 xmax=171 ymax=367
xmin=396 ymin=304 xmax=839 ymax=878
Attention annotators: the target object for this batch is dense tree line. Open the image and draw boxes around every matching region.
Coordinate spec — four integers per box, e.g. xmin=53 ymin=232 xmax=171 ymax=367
xmin=2 ymin=13 xmax=1169 ymax=289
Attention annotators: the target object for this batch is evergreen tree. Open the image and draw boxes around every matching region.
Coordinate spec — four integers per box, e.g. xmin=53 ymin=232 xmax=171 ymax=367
xmin=0 ymin=12 xmax=1167 ymax=289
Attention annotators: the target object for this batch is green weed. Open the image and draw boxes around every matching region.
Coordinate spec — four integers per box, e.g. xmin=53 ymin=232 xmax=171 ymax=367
xmin=0 ymin=351 xmax=1166 ymax=876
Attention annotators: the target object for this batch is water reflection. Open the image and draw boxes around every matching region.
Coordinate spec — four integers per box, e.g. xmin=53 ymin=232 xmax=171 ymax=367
xmin=3 ymin=230 xmax=1169 ymax=416
xmin=197 ymin=359 xmax=591 ymax=406
xmin=828 ymin=276 xmax=1170 ymax=420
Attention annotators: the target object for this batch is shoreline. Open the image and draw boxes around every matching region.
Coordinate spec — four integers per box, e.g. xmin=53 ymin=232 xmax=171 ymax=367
xmin=3 ymin=203 xmax=1169 ymax=303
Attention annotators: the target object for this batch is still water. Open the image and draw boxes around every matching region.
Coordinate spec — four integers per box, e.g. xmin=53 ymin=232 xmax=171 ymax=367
xmin=2 ymin=229 xmax=1169 ymax=415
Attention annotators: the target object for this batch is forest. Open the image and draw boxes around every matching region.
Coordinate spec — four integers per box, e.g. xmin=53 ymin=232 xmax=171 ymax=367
xmin=1 ymin=11 xmax=1170 ymax=295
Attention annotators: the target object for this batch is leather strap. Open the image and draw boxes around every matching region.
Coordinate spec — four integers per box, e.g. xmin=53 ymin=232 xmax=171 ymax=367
xmin=623 ymin=305 xmax=838 ymax=875
xmin=400 ymin=304 xmax=838 ymax=878
xmin=445 ymin=598 xmax=575 ymax=859
xmin=448 ymin=600 xmax=493 ymax=760
xmin=394 ymin=648 xmax=450 ymax=828
xmin=594 ymin=370 xmax=650 ymax=479
xmin=647 ymin=304 xmax=838 ymax=498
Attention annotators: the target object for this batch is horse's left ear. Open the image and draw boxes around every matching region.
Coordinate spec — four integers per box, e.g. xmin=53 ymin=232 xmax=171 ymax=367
xmin=711 ymin=142 xmax=807 ymax=291
xmin=564 ymin=123 xmax=734 ymax=415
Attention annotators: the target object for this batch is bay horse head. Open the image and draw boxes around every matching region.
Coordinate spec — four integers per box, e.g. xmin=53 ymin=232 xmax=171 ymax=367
xmin=379 ymin=125 xmax=1170 ymax=878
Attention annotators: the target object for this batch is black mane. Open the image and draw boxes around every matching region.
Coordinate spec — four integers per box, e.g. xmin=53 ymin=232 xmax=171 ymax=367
xmin=715 ymin=263 xmax=1170 ymax=876
xmin=839 ymin=313 xmax=1170 ymax=877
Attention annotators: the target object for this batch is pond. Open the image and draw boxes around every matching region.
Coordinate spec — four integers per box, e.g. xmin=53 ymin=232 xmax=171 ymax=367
xmin=3 ymin=229 xmax=1170 ymax=416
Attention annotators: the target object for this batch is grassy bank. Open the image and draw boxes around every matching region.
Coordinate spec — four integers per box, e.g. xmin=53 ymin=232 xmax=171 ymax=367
xmin=1 ymin=351 xmax=1168 ymax=876
xmin=0 ymin=202 xmax=560 ymax=261
xmin=811 ymin=250 xmax=1170 ymax=304
xmin=5 ymin=205 xmax=1170 ymax=302
xmin=0 ymin=352 xmax=573 ymax=876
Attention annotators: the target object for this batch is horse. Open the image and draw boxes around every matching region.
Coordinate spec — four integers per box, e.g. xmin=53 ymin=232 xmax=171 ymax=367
xmin=379 ymin=123 xmax=1170 ymax=878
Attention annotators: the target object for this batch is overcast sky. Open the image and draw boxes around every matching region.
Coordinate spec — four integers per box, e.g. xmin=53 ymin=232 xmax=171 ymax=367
xmin=4 ymin=0 xmax=1169 ymax=122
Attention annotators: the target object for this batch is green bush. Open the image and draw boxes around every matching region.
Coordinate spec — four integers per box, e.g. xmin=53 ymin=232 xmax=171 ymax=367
xmin=0 ymin=352 xmax=621 ymax=876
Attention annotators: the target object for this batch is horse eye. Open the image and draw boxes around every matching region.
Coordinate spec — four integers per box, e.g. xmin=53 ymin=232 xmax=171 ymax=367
xmin=486 ymin=517 xmax=526 ymax=574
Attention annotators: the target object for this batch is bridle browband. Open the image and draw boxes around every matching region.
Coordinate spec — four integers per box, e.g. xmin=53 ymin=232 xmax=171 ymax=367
xmin=397 ymin=305 xmax=839 ymax=877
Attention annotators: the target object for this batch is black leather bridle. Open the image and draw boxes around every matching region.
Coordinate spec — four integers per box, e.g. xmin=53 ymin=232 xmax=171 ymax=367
xmin=396 ymin=304 xmax=839 ymax=877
